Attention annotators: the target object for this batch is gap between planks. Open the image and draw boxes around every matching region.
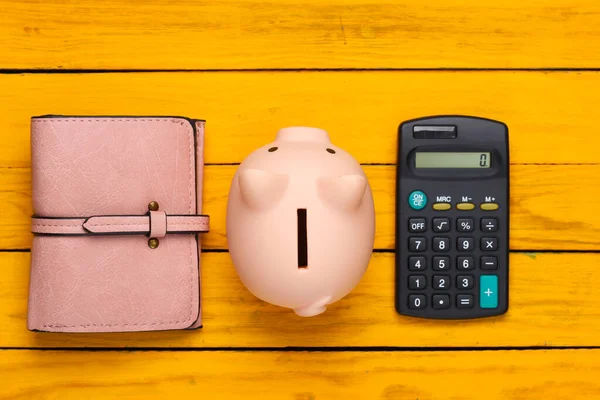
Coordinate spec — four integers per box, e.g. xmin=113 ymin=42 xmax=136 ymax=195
xmin=3 ymin=68 xmax=600 ymax=74
xmin=1 ymin=346 xmax=600 ymax=352
xmin=3 ymin=249 xmax=600 ymax=254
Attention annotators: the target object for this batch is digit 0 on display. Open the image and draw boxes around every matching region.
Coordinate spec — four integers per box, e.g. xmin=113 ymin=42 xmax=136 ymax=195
xmin=415 ymin=152 xmax=491 ymax=169
xmin=396 ymin=115 xmax=509 ymax=320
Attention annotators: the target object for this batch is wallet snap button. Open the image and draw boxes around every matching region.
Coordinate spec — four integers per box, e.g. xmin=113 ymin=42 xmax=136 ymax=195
xmin=148 ymin=201 xmax=159 ymax=211
xmin=148 ymin=238 xmax=159 ymax=249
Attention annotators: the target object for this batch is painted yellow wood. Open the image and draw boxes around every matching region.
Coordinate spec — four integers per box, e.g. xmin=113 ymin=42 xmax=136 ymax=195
xmin=2 ymin=0 xmax=599 ymax=394
xmin=1 ymin=72 xmax=600 ymax=166
xmin=2 ymin=252 xmax=599 ymax=348
xmin=1 ymin=0 xmax=600 ymax=69
xmin=1 ymin=165 xmax=599 ymax=250
xmin=1 ymin=349 xmax=599 ymax=399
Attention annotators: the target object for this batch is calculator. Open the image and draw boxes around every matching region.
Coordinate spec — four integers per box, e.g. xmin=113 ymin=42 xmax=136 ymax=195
xmin=395 ymin=115 xmax=509 ymax=319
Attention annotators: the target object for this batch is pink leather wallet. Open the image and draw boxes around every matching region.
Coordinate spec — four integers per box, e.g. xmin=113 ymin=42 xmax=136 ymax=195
xmin=27 ymin=116 xmax=209 ymax=332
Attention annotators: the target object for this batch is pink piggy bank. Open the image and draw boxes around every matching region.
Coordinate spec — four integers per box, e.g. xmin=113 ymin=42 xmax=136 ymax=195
xmin=226 ymin=127 xmax=375 ymax=317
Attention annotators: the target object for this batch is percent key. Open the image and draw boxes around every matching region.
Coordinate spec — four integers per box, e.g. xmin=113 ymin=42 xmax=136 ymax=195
xmin=457 ymin=218 xmax=474 ymax=232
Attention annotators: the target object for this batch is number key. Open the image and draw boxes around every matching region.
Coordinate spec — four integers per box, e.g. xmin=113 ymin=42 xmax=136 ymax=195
xmin=457 ymin=237 xmax=474 ymax=251
xmin=457 ymin=256 xmax=474 ymax=270
xmin=433 ymin=237 xmax=450 ymax=252
xmin=433 ymin=256 xmax=450 ymax=271
xmin=409 ymin=237 xmax=427 ymax=252
xmin=408 ymin=294 xmax=426 ymax=309
xmin=433 ymin=275 xmax=450 ymax=290
xmin=408 ymin=256 xmax=426 ymax=271
xmin=457 ymin=275 xmax=474 ymax=290
xmin=408 ymin=275 xmax=426 ymax=289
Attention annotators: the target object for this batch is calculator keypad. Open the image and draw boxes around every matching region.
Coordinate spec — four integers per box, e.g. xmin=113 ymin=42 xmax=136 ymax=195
xmin=403 ymin=211 xmax=502 ymax=315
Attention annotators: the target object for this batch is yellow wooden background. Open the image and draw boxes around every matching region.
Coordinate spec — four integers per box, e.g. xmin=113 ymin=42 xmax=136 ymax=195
xmin=1 ymin=0 xmax=600 ymax=398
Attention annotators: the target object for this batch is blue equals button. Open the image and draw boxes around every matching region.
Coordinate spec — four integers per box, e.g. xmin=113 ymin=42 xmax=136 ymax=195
xmin=479 ymin=275 xmax=498 ymax=308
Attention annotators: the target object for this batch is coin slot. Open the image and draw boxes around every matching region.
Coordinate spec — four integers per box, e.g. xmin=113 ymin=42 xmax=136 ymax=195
xmin=297 ymin=209 xmax=308 ymax=268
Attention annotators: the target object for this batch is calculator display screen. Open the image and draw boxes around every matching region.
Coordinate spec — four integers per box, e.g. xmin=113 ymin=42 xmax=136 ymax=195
xmin=415 ymin=152 xmax=492 ymax=169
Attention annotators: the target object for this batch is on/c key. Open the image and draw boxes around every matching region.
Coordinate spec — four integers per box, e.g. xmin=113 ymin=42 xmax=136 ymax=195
xmin=480 ymin=275 xmax=498 ymax=308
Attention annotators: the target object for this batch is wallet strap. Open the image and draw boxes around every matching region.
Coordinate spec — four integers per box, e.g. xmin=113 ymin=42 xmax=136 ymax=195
xmin=31 ymin=213 xmax=209 ymax=237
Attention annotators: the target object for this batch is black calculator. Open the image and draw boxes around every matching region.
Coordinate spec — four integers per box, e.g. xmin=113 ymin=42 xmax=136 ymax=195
xmin=395 ymin=115 xmax=509 ymax=319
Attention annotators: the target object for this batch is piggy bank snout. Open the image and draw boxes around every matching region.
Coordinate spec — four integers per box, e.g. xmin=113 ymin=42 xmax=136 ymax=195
xmin=276 ymin=126 xmax=330 ymax=144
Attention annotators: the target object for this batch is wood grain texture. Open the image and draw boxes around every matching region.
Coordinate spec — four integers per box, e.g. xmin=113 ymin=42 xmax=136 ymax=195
xmin=2 ymin=1 xmax=599 ymax=395
xmin=2 ymin=165 xmax=599 ymax=250
xmin=1 ymin=349 xmax=599 ymax=399
xmin=2 ymin=252 xmax=600 ymax=348
xmin=1 ymin=0 xmax=600 ymax=69
xmin=2 ymin=72 xmax=600 ymax=166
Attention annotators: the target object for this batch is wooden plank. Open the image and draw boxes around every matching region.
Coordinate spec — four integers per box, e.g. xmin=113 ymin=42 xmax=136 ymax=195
xmin=1 ymin=0 xmax=600 ymax=69
xmin=1 ymin=350 xmax=599 ymax=399
xmin=1 ymin=72 xmax=600 ymax=166
xmin=2 ymin=165 xmax=599 ymax=250
xmin=2 ymin=252 xmax=600 ymax=348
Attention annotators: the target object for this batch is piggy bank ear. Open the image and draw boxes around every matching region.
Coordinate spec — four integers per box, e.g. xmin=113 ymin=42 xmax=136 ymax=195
xmin=238 ymin=168 xmax=289 ymax=210
xmin=317 ymin=174 xmax=367 ymax=211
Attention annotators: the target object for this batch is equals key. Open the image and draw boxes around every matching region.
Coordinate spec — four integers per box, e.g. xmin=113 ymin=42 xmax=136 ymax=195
xmin=457 ymin=295 xmax=473 ymax=308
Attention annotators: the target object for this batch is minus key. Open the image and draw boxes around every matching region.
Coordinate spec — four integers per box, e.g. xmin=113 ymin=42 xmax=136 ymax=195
xmin=481 ymin=256 xmax=498 ymax=270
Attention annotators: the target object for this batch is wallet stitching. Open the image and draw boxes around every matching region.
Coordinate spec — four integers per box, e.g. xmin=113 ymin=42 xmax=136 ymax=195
xmin=33 ymin=118 xmax=197 ymax=329
xmin=170 ymin=223 xmax=207 ymax=226
xmin=33 ymin=218 xmax=207 ymax=231
xmin=32 ymin=224 xmax=81 ymax=227
xmin=87 ymin=224 xmax=147 ymax=227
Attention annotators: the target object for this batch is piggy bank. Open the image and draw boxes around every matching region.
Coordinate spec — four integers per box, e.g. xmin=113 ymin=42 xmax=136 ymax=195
xmin=226 ymin=127 xmax=375 ymax=317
